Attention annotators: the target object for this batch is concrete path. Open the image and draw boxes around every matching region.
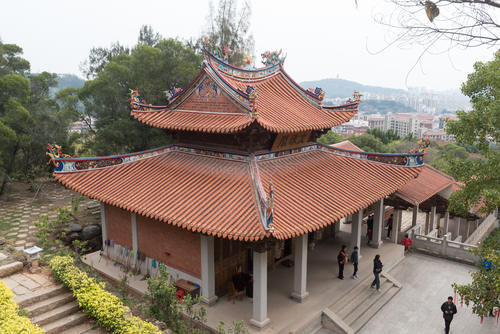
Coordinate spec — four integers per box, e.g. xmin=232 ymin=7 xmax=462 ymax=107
xmin=359 ymin=253 xmax=499 ymax=334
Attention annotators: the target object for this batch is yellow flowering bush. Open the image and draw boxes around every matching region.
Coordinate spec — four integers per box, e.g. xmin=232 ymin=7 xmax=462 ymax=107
xmin=49 ymin=256 xmax=161 ymax=334
xmin=0 ymin=280 xmax=45 ymax=334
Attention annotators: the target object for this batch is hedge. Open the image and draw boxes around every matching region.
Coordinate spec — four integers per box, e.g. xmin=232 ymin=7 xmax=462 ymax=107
xmin=49 ymin=256 xmax=161 ymax=334
xmin=0 ymin=280 xmax=45 ymax=334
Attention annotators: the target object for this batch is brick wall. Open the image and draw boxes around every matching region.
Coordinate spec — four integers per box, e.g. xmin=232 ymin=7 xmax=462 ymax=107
xmin=106 ymin=205 xmax=132 ymax=249
xmin=180 ymin=85 xmax=243 ymax=113
xmin=137 ymin=215 xmax=201 ymax=279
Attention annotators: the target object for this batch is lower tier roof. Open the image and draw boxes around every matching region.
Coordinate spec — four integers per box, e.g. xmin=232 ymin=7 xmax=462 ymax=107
xmin=52 ymin=144 xmax=422 ymax=241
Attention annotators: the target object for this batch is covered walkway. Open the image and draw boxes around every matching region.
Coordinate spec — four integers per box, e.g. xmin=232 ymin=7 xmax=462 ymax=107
xmin=205 ymin=231 xmax=404 ymax=333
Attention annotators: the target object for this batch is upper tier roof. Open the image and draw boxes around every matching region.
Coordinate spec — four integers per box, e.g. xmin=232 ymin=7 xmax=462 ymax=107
xmin=130 ymin=50 xmax=359 ymax=134
xmin=51 ymin=144 xmax=424 ymax=241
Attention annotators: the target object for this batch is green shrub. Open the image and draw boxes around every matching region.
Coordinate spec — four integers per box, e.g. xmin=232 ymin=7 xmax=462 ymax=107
xmin=49 ymin=256 xmax=160 ymax=334
xmin=0 ymin=280 xmax=45 ymax=334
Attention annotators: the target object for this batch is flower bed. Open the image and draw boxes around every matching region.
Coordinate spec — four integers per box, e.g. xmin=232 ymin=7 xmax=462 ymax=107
xmin=49 ymin=256 xmax=161 ymax=334
xmin=0 ymin=280 xmax=45 ymax=334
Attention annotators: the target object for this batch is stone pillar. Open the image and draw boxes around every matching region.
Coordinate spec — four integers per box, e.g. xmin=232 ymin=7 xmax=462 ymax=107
xmin=100 ymin=202 xmax=107 ymax=245
xmin=412 ymin=205 xmax=418 ymax=227
xmin=131 ymin=213 xmax=138 ymax=266
xmin=430 ymin=206 xmax=437 ymax=232
xmin=351 ymin=209 xmax=363 ymax=256
xmin=334 ymin=219 xmax=341 ymax=233
xmin=425 ymin=212 xmax=430 ymax=234
xmin=201 ymin=235 xmax=217 ymax=305
xmin=250 ymin=249 xmax=270 ymax=328
xmin=291 ymin=234 xmax=308 ymax=302
xmin=463 ymin=219 xmax=471 ymax=242
xmin=392 ymin=209 xmax=403 ymax=244
xmin=456 ymin=217 xmax=462 ymax=239
xmin=131 ymin=213 xmax=138 ymax=254
xmin=372 ymin=199 xmax=384 ymax=248
xmin=444 ymin=212 xmax=450 ymax=235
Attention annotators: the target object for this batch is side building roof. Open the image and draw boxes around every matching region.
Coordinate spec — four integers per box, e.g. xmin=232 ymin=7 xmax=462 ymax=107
xmin=51 ymin=144 xmax=423 ymax=241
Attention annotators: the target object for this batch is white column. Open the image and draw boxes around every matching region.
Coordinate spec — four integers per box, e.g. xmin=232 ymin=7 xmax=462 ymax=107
xmin=291 ymin=235 xmax=308 ymax=302
xmin=201 ymin=235 xmax=217 ymax=304
xmin=351 ymin=209 xmax=363 ymax=256
xmin=444 ymin=212 xmax=450 ymax=235
xmin=100 ymin=202 xmax=107 ymax=245
xmin=412 ymin=205 xmax=418 ymax=227
xmin=131 ymin=213 xmax=138 ymax=253
xmin=391 ymin=209 xmax=401 ymax=244
xmin=131 ymin=213 xmax=138 ymax=265
xmin=430 ymin=206 xmax=437 ymax=232
xmin=425 ymin=212 xmax=430 ymax=234
xmin=372 ymin=199 xmax=384 ymax=248
xmin=250 ymin=249 xmax=270 ymax=328
xmin=466 ymin=220 xmax=471 ymax=239
xmin=456 ymin=217 xmax=462 ymax=239
xmin=334 ymin=219 xmax=341 ymax=233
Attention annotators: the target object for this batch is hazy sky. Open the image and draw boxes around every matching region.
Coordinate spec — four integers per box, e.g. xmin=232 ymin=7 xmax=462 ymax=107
xmin=0 ymin=0 xmax=495 ymax=90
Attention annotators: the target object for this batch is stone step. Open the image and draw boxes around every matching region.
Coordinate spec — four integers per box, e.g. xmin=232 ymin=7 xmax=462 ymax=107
xmin=331 ymin=277 xmax=389 ymax=318
xmin=41 ymin=311 xmax=88 ymax=334
xmin=14 ymin=285 xmax=67 ymax=307
xmin=32 ymin=300 xmax=80 ymax=326
xmin=343 ymin=280 xmax=393 ymax=326
xmin=25 ymin=292 xmax=74 ymax=317
xmin=312 ymin=328 xmax=336 ymax=334
xmin=351 ymin=285 xmax=400 ymax=332
xmin=63 ymin=321 xmax=107 ymax=334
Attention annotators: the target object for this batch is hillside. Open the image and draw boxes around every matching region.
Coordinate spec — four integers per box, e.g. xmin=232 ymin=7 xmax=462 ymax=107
xmin=359 ymin=100 xmax=417 ymax=114
xmin=300 ymin=78 xmax=407 ymax=99
xmin=56 ymin=74 xmax=85 ymax=90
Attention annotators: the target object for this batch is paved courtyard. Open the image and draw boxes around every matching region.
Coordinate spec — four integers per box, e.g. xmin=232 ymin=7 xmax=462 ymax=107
xmin=359 ymin=253 xmax=499 ymax=334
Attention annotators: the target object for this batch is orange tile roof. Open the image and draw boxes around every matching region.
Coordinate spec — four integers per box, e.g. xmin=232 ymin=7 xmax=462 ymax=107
xmin=130 ymin=53 xmax=358 ymax=134
xmin=132 ymin=109 xmax=253 ymax=133
xmin=331 ymin=140 xmax=363 ymax=152
xmin=52 ymin=145 xmax=422 ymax=241
xmin=395 ymin=165 xmax=455 ymax=205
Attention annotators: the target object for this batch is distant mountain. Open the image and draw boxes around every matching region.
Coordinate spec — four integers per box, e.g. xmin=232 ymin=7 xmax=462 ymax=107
xmin=300 ymin=78 xmax=407 ymax=99
xmin=56 ymin=74 xmax=85 ymax=90
xmin=359 ymin=100 xmax=417 ymax=114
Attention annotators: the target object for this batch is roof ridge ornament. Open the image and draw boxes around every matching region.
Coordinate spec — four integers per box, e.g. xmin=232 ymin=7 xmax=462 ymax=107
xmin=261 ymin=50 xmax=285 ymax=66
xmin=129 ymin=89 xmax=152 ymax=111
xmin=46 ymin=144 xmax=72 ymax=172
xmin=205 ymin=38 xmax=232 ymax=62
xmin=347 ymin=90 xmax=362 ymax=103
xmin=408 ymin=138 xmax=431 ymax=164
xmin=307 ymin=87 xmax=326 ymax=106
xmin=246 ymin=85 xmax=258 ymax=116
xmin=250 ymin=155 xmax=275 ymax=232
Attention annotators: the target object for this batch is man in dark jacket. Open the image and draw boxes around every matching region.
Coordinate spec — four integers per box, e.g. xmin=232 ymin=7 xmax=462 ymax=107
xmin=441 ymin=296 xmax=457 ymax=334
xmin=370 ymin=254 xmax=383 ymax=291
xmin=337 ymin=245 xmax=347 ymax=280
xmin=351 ymin=246 xmax=359 ymax=279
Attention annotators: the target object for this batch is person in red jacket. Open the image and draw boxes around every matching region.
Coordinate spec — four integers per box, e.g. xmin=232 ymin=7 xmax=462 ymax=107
xmin=401 ymin=234 xmax=413 ymax=252
xmin=386 ymin=214 xmax=394 ymax=239
xmin=337 ymin=245 xmax=347 ymax=280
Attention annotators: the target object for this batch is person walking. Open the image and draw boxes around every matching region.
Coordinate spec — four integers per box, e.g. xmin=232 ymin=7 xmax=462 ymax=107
xmin=370 ymin=254 xmax=383 ymax=291
xmin=441 ymin=296 xmax=457 ymax=334
xmin=350 ymin=246 xmax=359 ymax=279
xmin=386 ymin=214 xmax=393 ymax=239
xmin=337 ymin=245 xmax=347 ymax=280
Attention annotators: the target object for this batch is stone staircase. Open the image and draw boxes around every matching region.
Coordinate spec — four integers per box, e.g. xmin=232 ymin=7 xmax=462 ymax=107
xmin=313 ymin=273 xmax=402 ymax=334
xmin=14 ymin=284 xmax=104 ymax=334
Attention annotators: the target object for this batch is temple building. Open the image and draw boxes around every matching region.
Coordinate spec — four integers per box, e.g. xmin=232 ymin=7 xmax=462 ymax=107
xmin=49 ymin=47 xmax=426 ymax=329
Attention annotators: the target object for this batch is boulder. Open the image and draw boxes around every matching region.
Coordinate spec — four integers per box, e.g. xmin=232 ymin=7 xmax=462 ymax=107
xmin=65 ymin=232 xmax=80 ymax=244
xmin=68 ymin=223 xmax=83 ymax=232
xmin=0 ymin=261 xmax=23 ymax=278
xmin=81 ymin=225 xmax=101 ymax=240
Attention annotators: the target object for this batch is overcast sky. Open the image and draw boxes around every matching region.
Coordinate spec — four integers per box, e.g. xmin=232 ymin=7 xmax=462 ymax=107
xmin=0 ymin=0 xmax=495 ymax=90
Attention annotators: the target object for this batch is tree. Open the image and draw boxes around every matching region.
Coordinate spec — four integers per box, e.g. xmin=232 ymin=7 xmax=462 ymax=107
xmin=366 ymin=128 xmax=400 ymax=144
xmin=348 ymin=133 xmax=386 ymax=152
xmin=445 ymin=50 xmax=500 ymax=216
xmin=80 ymin=42 xmax=130 ymax=79
xmin=78 ymin=32 xmax=202 ymax=156
xmin=138 ymin=25 xmax=162 ymax=47
xmin=452 ymin=228 xmax=500 ymax=320
xmin=317 ymin=131 xmax=343 ymax=145
xmin=203 ymin=0 xmax=254 ymax=65
xmin=376 ymin=1 xmax=500 ymax=49
xmin=0 ymin=41 xmax=78 ymax=195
